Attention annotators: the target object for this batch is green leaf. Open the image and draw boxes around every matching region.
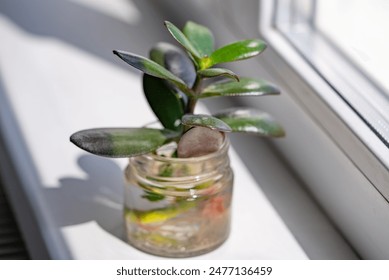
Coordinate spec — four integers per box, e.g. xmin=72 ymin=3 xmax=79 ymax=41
xmin=197 ymin=68 xmax=239 ymax=82
xmin=142 ymin=190 xmax=165 ymax=202
xmin=113 ymin=50 xmax=190 ymax=94
xmin=183 ymin=21 xmax=214 ymax=57
xmin=202 ymin=39 xmax=266 ymax=68
xmin=143 ymin=74 xmax=184 ymax=132
xmin=70 ymin=128 xmax=179 ymax=158
xmin=181 ymin=114 xmax=231 ymax=132
xmin=164 ymin=21 xmax=201 ymax=60
xmin=149 ymin=42 xmax=196 ymax=88
xmin=200 ymin=77 xmax=280 ymax=98
xmin=214 ymin=108 xmax=285 ymax=137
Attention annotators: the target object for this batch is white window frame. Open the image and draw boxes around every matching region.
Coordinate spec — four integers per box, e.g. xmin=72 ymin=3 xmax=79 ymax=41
xmin=257 ymin=0 xmax=389 ymax=259
xmin=276 ymin=0 xmax=389 ymax=145
xmin=260 ymin=0 xmax=389 ymax=199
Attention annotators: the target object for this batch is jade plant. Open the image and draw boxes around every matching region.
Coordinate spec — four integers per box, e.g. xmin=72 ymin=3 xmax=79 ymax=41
xmin=70 ymin=21 xmax=284 ymax=158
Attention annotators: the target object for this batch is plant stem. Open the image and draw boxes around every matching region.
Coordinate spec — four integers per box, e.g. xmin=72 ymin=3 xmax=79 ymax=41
xmin=192 ymin=75 xmax=202 ymax=94
xmin=183 ymin=75 xmax=202 ymax=132
xmin=186 ymin=74 xmax=202 ymax=114
xmin=187 ymin=97 xmax=197 ymax=114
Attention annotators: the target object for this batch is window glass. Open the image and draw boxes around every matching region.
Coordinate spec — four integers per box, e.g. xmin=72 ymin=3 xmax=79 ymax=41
xmin=316 ymin=0 xmax=389 ymax=95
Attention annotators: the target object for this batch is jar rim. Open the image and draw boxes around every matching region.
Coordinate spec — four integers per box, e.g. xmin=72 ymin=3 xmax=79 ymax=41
xmin=135 ymin=134 xmax=229 ymax=163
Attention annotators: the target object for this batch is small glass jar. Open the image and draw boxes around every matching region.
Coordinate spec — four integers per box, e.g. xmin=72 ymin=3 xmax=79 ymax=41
xmin=124 ymin=138 xmax=233 ymax=258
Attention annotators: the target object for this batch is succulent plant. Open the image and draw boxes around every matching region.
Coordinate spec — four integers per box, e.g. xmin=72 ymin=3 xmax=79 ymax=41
xmin=70 ymin=21 xmax=284 ymax=158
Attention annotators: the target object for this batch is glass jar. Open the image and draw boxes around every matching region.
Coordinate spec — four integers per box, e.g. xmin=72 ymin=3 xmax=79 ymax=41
xmin=123 ymin=138 xmax=233 ymax=258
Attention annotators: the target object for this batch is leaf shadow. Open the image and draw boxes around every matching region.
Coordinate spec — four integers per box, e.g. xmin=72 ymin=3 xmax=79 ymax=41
xmin=43 ymin=155 xmax=126 ymax=239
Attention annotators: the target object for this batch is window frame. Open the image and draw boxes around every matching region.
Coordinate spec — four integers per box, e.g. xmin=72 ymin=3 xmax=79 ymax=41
xmin=274 ymin=0 xmax=389 ymax=148
xmin=254 ymin=0 xmax=389 ymax=259
xmin=259 ymin=0 xmax=389 ymax=202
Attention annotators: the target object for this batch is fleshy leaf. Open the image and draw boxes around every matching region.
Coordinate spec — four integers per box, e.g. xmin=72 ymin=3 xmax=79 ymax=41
xmin=197 ymin=68 xmax=239 ymax=82
xmin=202 ymin=39 xmax=266 ymax=68
xmin=149 ymin=42 xmax=196 ymax=88
xmin=181 ymin=114 xmax=231 ymax=132
xmin=200 ymin=77 xmax=280 ymax=98
xmin=113 ymin=50 xmax=190 ymax=94
xmin=143 ymin=74 xmax=184 ymax=132
xmin=70 ymin=128 xmax=179 ymax=158
xmin=214 ymin=108 xmax=285 ymax=137
xmin=183 ymin=21 xmax=214 ymax=57
xmin=164 ymin=21 xmax=201 ymax=60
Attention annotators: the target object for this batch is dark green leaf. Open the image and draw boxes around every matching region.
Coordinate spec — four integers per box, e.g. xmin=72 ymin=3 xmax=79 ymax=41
xmin=214 ymin=108 xmax=285 ymax=137
xmin=197 ymin=68 xmax=239 ymax=82
xmin=142 ymin=190 xmax=165 ymax=202
xmin=183 ymin=21 xmax=214 ymax=57
xmin=113 ymin=50 xmax=190 ymax=93
xmin=202 ymin=39 xmax=266 ymax=68
xmin=181 ymin=114 xmax=231 ymax=132
xmin=143 ymin=74 xmax=184 ymax=132
xmin=149 ymin=42 xmax=196 ymax=87
xmin=70 ymin=128 xmax=179 ymax=158
xmin=164 ymin=21 xmax=201 ymax=60
xmin=200 ymin=77 xmax=280 ymax=98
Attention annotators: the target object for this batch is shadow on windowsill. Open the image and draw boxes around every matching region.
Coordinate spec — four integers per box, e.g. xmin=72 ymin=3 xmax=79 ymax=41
xmin=43 ymin=155 xmax=125 ymax=240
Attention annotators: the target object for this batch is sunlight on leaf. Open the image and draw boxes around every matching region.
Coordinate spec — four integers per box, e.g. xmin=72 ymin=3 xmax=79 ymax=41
xmin=70 ymin=128 xmax=180 ymax=157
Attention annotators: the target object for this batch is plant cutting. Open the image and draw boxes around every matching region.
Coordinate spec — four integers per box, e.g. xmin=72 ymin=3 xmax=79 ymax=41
xmin=70 ymin=21 xmax=284 ymax=257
